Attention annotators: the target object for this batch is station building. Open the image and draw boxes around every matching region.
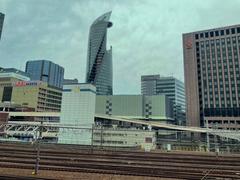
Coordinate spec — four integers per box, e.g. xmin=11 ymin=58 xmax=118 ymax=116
xmin=93 ymin=127 xmax=156 ymax=150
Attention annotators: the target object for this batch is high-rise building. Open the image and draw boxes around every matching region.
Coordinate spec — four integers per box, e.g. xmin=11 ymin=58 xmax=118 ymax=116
xmin=183 ymin=25 xmax=240 ymax=130
xmin=86 ymin=12 xmax=113 ymax=95
xmin=25 ymin=60 xmax=64 ymax=89
xmin=0 ymin=12 xmax=4 ymax=40
xmin=141 ymin=75 xmax=185 ymax=125
xmin=141 ymin=75 xmax=160 ymax=95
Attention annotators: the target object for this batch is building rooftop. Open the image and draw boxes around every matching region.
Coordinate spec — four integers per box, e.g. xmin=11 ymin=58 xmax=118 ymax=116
xmin=63 ymin=78 xmax=78 ymax=85
xmin=26 ymin=59 xmax=64 ymax=69
xmin=0 ymin=68 xmax=30 ymax=78
xmin=92 ymin=11 xmax=112 ymax=27
xmin=183 ymin=24 xmax=240 ymax=35
xmin=141 ymin=74 xmax=160 ymax=80
xmin=141 ymin=74 xmax=183 ymax=83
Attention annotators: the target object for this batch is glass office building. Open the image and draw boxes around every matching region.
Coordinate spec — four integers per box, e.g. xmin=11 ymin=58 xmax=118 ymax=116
xmin=86 ymin=11 xmax=113 ymax=95
xmin=141 ymin=75 xmax=185 ymax=125
xmin=25 ymin=60 xmax=64 ymax=89
xmin=0 ymin=12 xmax=4 ymax=40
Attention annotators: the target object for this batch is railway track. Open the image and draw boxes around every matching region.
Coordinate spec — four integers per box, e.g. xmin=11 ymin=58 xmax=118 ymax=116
xmin=0 ymin=145 xmax=239 ymax=166
xmin=1 ymin=142 xmax=239 ymax=159
xmin=0 ymin=142 xmax=239 ymax=179
xmin=0 ymin=151 xmax=240 ymax=171
xmin=0 ymin=175 xmax=50 ymax=180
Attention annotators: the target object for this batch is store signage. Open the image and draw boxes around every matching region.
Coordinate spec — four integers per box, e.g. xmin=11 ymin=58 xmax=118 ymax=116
xmin=14 ymin=81 xmax=42 ymax=87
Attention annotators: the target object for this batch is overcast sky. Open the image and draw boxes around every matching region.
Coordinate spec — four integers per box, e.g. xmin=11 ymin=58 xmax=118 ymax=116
xmin=0 ymin=0 xmax=240 ymax=94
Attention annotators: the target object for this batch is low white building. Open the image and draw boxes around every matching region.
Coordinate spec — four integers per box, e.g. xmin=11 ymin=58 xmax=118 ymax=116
xmin=58 ymin=83 xmax=96 ymax=145
xmin=93 ymin=127 xmax=156 ymax=150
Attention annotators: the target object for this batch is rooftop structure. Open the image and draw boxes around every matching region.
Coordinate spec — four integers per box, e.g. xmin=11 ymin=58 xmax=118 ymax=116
xmin=0 ymin=68 xmax=30 ymax=81
xmin=63 ymin=78 xmax=78 ymax=85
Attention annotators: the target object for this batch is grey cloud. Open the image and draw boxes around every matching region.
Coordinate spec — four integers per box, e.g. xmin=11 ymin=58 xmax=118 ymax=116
xmin=0 ymin=0 xmax=240 ymax=94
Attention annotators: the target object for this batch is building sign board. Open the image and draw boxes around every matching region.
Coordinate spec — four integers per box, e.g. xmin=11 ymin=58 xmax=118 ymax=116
xmin=14 ymin=81 xmax=43 ymax=87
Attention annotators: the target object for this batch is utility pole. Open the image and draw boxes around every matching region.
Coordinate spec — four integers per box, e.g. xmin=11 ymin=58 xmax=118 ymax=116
xmin=213 ymin=124 xmax=219 ymax=154
xmin=34 ymin=139 xmax=40 ymax=175
xmin=91 ymin=124 xmax=94 ymax=153
xmin=206 ymin=121 xmax=210 ymax=152
xmin=100 ymin=124 xmax=103 ymax=149
xmin=33 ymin=121 xmax=43 ymax=175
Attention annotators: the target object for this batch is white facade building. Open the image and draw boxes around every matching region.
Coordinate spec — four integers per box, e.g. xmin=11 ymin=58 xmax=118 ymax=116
xmin=58 ymin=83 xmax=96 ymax=145
xmin=93 ymin=127 xmax=156 ymax=150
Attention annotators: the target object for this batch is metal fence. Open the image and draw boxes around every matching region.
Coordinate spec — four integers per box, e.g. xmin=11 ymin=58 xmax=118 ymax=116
xmin=0 ymin=122 xmax=240 ymax=154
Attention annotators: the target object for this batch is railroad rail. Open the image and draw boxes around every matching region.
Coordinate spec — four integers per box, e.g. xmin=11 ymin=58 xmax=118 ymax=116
xmin=0 ymin=142 xmax=239 ymax=179
xmin=0 ymin=175 xmax=50 ymax=180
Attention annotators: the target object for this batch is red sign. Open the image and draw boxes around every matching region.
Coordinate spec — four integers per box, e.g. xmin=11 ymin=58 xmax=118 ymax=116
xmin=186 ymin=40 xmax=192 ymax=49
xmin=14 ymin=81 xmax=40 ymax=87
xmin=15 ymin=81 xmax=27 ymax=87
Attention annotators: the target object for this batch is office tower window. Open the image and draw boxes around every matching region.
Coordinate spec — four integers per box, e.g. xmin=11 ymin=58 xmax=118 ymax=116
xmin=2 ymin=87 xmax=12 ymax=102
xmin=220 ymin=30 xmax=225 ymax=36
xmin=237 ymin=27 xmax=240 ymax=33
xmin=210 ymin=31 xmax=214 ymax=37
xmin=195 ymin=34 xmax=199 ymax=40
xmin=226 ymin=29 xmax=230 ymax=35
xmin=205 ymin=32 xmax=209 ymax=38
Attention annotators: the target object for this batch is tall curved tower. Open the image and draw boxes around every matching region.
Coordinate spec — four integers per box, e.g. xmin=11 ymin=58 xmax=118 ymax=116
xmin=0 ymin=13 xmax=4 ymax=40
xmin=86 ymin=11 xmax=113 ymax=95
